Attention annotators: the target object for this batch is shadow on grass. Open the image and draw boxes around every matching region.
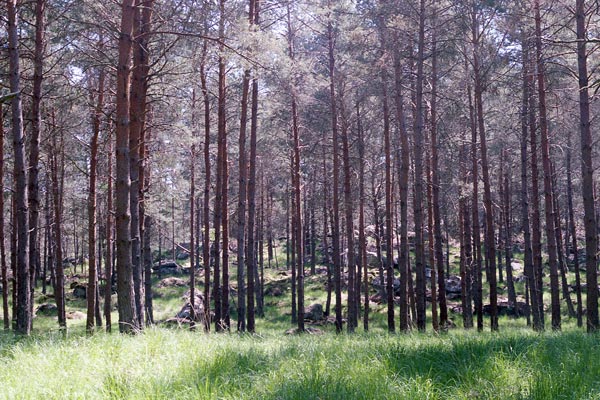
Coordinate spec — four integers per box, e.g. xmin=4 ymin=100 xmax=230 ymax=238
xmin=148 ymin=331 xmax=600 ymax=400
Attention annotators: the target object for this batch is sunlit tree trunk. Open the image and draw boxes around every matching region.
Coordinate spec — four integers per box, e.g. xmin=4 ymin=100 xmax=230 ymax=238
xmin=87 ymin=65 xmax=105 ymax=334
xmin=115 ymin=0 xmax=138 ymax=333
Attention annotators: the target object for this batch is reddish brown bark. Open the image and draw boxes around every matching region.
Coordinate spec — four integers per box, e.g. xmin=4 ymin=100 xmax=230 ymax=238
xmin=115 ymin=0 xmax=138 ymax=333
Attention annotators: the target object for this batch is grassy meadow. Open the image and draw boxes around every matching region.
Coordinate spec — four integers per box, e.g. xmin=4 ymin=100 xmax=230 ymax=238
xmin=1 ymin=249 xmax=599 ymax=399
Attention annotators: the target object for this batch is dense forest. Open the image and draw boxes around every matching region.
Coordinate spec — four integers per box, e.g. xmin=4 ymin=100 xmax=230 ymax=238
xmin=1 ymin=0 xmax=600 ymax=338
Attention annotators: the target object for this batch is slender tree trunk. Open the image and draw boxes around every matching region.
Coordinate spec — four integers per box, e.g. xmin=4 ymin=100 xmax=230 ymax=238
xmin=130 ymin=0 xmax=153 ymax=329
xmin=200 ymin=45 xmax=212 ymax=333
xmin=115 ymin=0 xmax=138 ymax=333
xmin=575 ymin=0 xmax=598 ymax=332
xmin=327 ymin=20 xmax=343 ymax=333
xmin=460 ymin=128 xmax=474 ymax=329
xmin=51 ymin=131 xmax=66 ymax=329
xmin=290 ymin=184 xmax=297 ymax=324
xmin=340 ymin=98 xmax=356 ymax=332
xmin=286 ymin=6 xmax=304 ymax=331
xmin=567 ymin=135 xmax=583 ymax=327
xmin=413 ymin=0 xmax=427 ymax=332
xmin=426 ymin=144 xmax=438 ymax=332
xmin=7 ymin=0 xmax=31 ymax=335
xmin=87 ymin=66 xmax=105 ymax=334
xmin=533 ymin=0 xmax=560 ymax=330
xmin=357 ymin=102 xmax=368 ymax=331
xmin=140 ymin=107 xmax=153 ymax=326
xmin=236 ymin=0 xmax=256 ymax=332
xmin=526 ymin=36 xmax=545 ymax=331
xmin=236 ymin=70 xmax=250 ymax=333
xmin=467 ymin=70 xmax=483 ymax=331
xmin=393 ymin=51 xmax=410 ymax=332
xmin=257 ymin=171 xmax=265 ymax=316
xmin=105 ymin=132 xmax=113 ymax=332
xmin=11 ymin=196 xmax=16 ymax=329
xmin=322 ymin=162 xmax=332 ymax=317
xmin=552 ymin=165 xmax=575 ymax=317
xmin=382 ymin=72 xmax=395 ymax=333
xmin=0 ymin=110 xmax=8 ymax=330
xmin=189 ymin=133 xmax=197 ymax=330
xmin=244 ymin=1 xmax=260 ymax=332
xmin=429 ymin=0 xmax=447 ymax=329
xmin=471 ymin=4 xmax=497 ymax=331
xmin=503 ymin=155 xmax=516 ymax=308
xmin=28 ymin=0 xmax=46 ymax=322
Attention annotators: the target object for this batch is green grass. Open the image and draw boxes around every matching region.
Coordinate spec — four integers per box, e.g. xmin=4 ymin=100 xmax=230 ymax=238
xmin=0 ymin=243 xmax=597 ymax=399
xmin=1 ymin=327 xmax=600 ymax=399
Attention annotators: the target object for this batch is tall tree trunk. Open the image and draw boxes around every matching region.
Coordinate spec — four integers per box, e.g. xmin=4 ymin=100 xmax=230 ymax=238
xmin=291 ymin=93 xmax=304 ymax=332
xmin=236 ymin=0 xmax=256 ymax=332
xmin=460 ymin=128 xmax=474 ymax=329
xmin=257 ymin=171 xmax=265 ymax=317
xmin=503 ymin=154 xmax=517 ymax=308
xmin=236 ymin=70 xmax=250 ymax=333
xmin=28 ymin=0 xmax=46 ymax=322
xmin=115 ymin=0 xmax=138 ymax=333
xmin=323 ymin=162 xmax=332 ymax=317
xmin=245 ymin=0 xmax=260 ymax=332
xmin=200 ymin=43 xmax=211 ymax=332
xmin=0 ymin=110 xmax=8 ymax=330
xmin=51 ymin=130 xmax=66 ymax=329
xmin=533 ymin=0 xmax=560 ymax=330
xmin=286 ymin=5 xmax=304 ymax=332
xmin=289 ymin=184 xmax=297 ymax=324
xmin=552 ymin=165 xmax=575 ymax=317
xmin=426 ymin=143 xmax=438 ymax=332
xmin=340 ymin=98 xmax=355 ymax=332
xmin=130 ymin=0 xmax=153 ymax=329
xmin=566 ymin=134 xmax=583 ymax=327
xmin=413 ymin=0 xmax=427 ymax=332
xmin=105 ymin=131 xmax=113 ymax=332
xmin=357 ymin=102 xmax=368 ymax=331
xmin=467 ymin=70 xmax=483 ymax=331
xmin=212 ymin=0 xmax=226 ymax=332
xmin=393 ymin=51 xmax=410 ymax=332
xmin=327 ymin=19 xmax=343 ymax=333
xmin=526 ymin=36 xmax=545 ymax=330
xmin=141 ymin=107 xmax=153 ymax=326
xmin=7 ymin=0 xmax=31 ymax=335
xmin=575 ymin=0 xmax=598 ymax=332
xmin=382 ymin=72 xmax=395 ymax=333
xmin=471 ymin=4 xmax=497 ymax=331
xmin=87 ymin=66 xmax=105 ymax=334
xmin=429 ymin=0 xmax=447 ymax=329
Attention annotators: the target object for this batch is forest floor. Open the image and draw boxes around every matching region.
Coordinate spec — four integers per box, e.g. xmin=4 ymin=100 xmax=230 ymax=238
xmin=0 ymin=255 xmax=598 ymax=399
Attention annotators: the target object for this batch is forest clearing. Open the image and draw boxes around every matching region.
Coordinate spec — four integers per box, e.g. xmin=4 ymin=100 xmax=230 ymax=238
xmin=2 ymin=0 xmax=600 ymax=397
